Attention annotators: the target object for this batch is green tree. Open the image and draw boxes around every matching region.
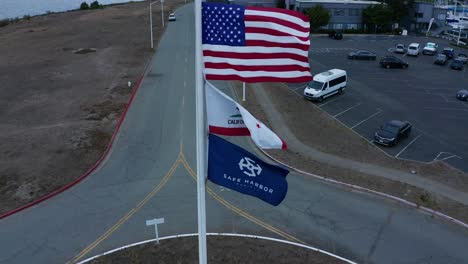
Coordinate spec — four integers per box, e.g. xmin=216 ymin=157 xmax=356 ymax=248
xmin=80 ymin=2 xmax=89 ymax=10
xmin=362 ymin=4 xmax=393 ymax=32
xmin=304 ymin=5 xmax=331 ymax=32
xmin=386 ymin=0 xmax=414 ymax=23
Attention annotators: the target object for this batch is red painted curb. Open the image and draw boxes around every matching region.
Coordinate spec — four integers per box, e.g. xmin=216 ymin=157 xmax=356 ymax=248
xmin=0 ymin=61 xmax=151 ymax=220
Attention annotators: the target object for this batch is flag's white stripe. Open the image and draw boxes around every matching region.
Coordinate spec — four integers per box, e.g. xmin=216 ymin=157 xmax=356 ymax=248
xmin=203 ymin=56 xmax=310 ymax=68
xmin=246 ymin=21 xmax=309 ymax=39
xmin=246 ymin=33 xmax=310 ymax=45
xmin=202 ymin=44 xmax=308 ymax=57
xmin=245 ymin=9 xmax=309 ymax=30
xmin=205 ymin=68 xmax=311 ymax=78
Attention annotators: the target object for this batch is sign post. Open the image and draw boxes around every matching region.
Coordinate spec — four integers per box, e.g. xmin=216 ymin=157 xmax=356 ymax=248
xmin=146 ymin=218 xmax=165 ymax=244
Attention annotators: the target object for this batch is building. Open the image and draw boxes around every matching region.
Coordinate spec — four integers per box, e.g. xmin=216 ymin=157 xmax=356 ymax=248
xmin=409 ymin=1 xmax=448 ymax=31
xmin=228 ymin=0 xmax=383 ymax=30
xmin=291 ymin=0 xmax=381 ymax=30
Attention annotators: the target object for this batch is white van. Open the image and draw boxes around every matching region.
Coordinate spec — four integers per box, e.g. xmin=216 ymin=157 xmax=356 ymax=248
xmin=303 ymin=69 xmax=347 ymax=102
xmin=407 ymin=43 xmax=420 ymax=56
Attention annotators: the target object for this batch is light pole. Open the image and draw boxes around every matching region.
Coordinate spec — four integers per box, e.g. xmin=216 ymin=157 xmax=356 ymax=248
xmin=150 ymin=0 xmax=165 ymax=49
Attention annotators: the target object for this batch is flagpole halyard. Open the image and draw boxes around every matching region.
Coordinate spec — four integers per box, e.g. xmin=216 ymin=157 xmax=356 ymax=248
xmin=195 ymin=0 xmax=208 ymax=263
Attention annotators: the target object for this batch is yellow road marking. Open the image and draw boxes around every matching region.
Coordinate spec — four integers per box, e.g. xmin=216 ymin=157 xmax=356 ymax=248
xmin=179 ymin=154 xmax=306 ymax=245
xmin=69 ymin=157 xmax=181 ymax=263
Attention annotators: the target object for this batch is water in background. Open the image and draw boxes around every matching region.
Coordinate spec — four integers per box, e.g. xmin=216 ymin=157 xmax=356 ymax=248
xmin=0 ymin=0 xmax=144 ymax=20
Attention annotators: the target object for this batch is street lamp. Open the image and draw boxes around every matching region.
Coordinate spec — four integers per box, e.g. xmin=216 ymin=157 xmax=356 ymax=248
xmin=150 ymin=0 xmax=165 ymax=49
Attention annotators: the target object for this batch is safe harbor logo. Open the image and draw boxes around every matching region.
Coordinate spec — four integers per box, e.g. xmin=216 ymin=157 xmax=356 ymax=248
xmin=221 ymin=157 xmax=274 ymax=194
xmin=239 ymin=157 xmax=262 ymax=177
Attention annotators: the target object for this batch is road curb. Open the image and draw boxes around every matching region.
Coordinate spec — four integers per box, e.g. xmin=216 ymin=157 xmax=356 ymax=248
xmin=77 ymin=233 xmax=358 ymax=264
xmin=0 ymin=59 xmax=152 ymax=220
xmin=259 ymin=148 xmax=468 ymax=230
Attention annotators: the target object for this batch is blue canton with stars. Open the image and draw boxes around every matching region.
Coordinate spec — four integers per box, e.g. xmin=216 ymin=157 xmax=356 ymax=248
xmin=202 ymin=3 xmax=246 ymax=46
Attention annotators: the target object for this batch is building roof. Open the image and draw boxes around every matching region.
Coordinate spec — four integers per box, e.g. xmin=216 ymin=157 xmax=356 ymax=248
xmin=295 ymin=0 xmax=382 ymax=4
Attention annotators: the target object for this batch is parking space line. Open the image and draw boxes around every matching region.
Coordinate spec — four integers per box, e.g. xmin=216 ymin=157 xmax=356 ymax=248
xmin=395 ymin=135 xmax=422 ymax=158
xmin=439 ymin=155 xmax=462 ymax=161
xmin=318 ymin=94 xmax=348 ymax=107
xmin=333 ymin=103 xmax=362 ymax=118
xmin=423 ymin=107 xmax=468 ymax=112
xmin=351 ymin=109 xmax=382 ymax=129
xmin=433 ymin=152 xmax=462 ymax=162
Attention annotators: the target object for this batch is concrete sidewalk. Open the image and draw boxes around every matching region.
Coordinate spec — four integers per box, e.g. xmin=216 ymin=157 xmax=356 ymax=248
xmin=251 ymin=83 xmax=468 ymax=207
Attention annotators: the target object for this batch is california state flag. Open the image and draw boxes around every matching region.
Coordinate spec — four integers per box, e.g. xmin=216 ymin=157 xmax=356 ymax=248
xmin=206 ymin=82 xmax=287 ymax=149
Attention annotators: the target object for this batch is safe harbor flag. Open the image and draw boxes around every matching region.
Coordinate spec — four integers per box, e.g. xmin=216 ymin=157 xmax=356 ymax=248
xmin=206 ymin=82 xmax=286 ymax=149
xmin=208 ymin=134 xmax=289 ymax=206
xmin=202 ymin=3 xmax=313 ymax=83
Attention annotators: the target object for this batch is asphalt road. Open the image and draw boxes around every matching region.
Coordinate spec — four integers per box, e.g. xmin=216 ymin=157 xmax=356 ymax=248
xmin=1 ymin=6 xmax=468 ymax=264
xmin=291 ymin=35 xmax=468 ymax=172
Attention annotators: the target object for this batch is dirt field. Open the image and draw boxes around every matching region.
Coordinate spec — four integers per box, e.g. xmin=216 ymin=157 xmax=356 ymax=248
xmin=89 ymin=236 xmax=348 ymax=264
xmin=232 ymin=82 xmax=468 ymax=223
xmin=0 ymin=1 xmax=185 ymax=215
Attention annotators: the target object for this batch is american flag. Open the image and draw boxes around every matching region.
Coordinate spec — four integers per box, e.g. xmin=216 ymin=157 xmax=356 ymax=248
xmin=202 ymin=3 xmax=312 ymax=83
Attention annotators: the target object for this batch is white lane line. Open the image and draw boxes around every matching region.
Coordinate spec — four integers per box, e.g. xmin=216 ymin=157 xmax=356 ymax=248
xmin=185 ymin=57 xmax=188 ymax=63
xmin=182 ymin=96 xmax=185 ymax=106
xmin=395 ymin=135 xmax=422 ymax=158
xmin=184 ymin=81 xmax=186 ymax=87
xmin=318 ymin=94 xmax=347 ymax=107
xmin=423 ymin=107 xmax=468 ymax=112
xmin=351 ymin=110 xmax=382 ymax=129
xmin=433 ymin=152 xmax=462 ymax=161
xmin=439 ymin=155 xmax=461 ymax=161
xmin=333 ymin=102 xmax=362 ymax=118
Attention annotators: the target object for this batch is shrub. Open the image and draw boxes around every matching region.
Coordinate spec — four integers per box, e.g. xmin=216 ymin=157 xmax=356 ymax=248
xmin=80 ymin=2 xmax=89 ymax=10
xmin=90 ymin=1 xmax=103 ymax=9
xmin=23 ymin=15 xmax=31 ymax=20
xmin=0 ymin=19 xmax=10 ymax=27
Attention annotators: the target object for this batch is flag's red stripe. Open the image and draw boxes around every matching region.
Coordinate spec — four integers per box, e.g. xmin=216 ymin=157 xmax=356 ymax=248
xmin=246 ymin=6 xmax=310 ymax=22
xmin=205 ymin=62 xmax=310 ymax=72
xmin=245 ymin=15 xmax=309 ymax=34
xmin=246 ymin=27 xmax=310 ymax=42
xmin=203 ymin=50 xmax=309 ymax=63
xmin=209 ymin=126 xmax=251 ymax=136
xmin=245 ymin=40 xmax=309 ymax=51
xmin=206 ymin=74 xmax=312 ymax=83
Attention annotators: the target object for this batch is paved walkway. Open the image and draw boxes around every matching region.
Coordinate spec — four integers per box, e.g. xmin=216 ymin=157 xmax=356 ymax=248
xmin=252 ymin=83 xmax=468 ymax=207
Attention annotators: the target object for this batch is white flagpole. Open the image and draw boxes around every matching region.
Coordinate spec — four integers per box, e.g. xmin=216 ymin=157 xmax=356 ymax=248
xmin=194 ymin=0 xmax=208 ymax=263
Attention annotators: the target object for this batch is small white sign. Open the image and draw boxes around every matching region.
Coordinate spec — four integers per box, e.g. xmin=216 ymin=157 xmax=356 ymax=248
xmin=146 ymin=217 xmax=165 ymax=243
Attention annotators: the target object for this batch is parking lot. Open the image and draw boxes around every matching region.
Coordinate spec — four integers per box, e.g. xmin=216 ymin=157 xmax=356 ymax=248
xmin=289 ymin=35 xmax=468 ymax=172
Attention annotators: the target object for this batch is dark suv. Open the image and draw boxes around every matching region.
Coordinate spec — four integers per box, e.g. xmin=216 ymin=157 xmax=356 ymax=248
xmin=374 ymin=120 xmax=412 ymax=146
xmin=328 ymin=30 xmax=343 ymax=40
xmin=442 ymin=47 xmax=455 ymax=59
xmin=380 ymin=56 xmax=409 ymax=69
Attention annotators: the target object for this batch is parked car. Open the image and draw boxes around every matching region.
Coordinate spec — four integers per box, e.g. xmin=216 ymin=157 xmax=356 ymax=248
xmin=380 ymin=55 xmax=409 ymax=69
xmin=456 ymin=53 xmax=468 ymax=64
xmin=422 ymin=42 xmax=438 ymax=55
xmin=434 ymin=54 xmax=448 ymax=65
xmin=442 ymin=47 xmax=455 ymax=59
xmin=456 ymin=89 xmax=468 ymax=101
xmin=348 ymin=50 xmax=377 ymax=60
xmin=374 ymin=120 xmax=412 ymax=146
xmin=406 ymin=43 xmax=420 ymax=56
xmin=450 ymin=58 xmax=465 ymax=70
xmin=328 ymin=30 xmax=343 ymax=40
xmin=168 ymin=13 xmax=176 ymax=21
xmin=394 ymin=44 xmax=406 ymax=54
